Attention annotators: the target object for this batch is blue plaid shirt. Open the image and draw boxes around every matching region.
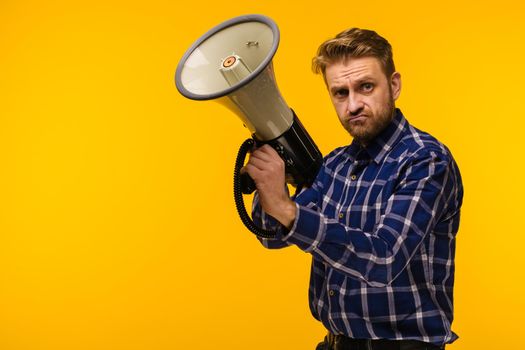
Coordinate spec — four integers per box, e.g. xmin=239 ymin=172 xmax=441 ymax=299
xmin=252 ymin=109 xmax=463 ymax=346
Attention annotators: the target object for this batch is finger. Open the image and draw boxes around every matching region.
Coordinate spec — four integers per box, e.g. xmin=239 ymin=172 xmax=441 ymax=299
xmin=249 ymin=148 xmax=274 ymax=162
xmin=243 ymin=163 xmax=263 ymax=180
xmin=246 ymin=156 xmax=271 ymax=171
xmin=248 ymin=152 xmax=274 ymax=167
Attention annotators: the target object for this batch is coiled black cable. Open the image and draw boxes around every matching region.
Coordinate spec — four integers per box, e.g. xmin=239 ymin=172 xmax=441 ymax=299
xmin=233 ymin=139 xmax=278 ymax=238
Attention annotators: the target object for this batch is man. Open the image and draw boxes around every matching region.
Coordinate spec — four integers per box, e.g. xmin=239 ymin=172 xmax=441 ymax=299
xmin=244 ymin=28 xmax=463 ymax=350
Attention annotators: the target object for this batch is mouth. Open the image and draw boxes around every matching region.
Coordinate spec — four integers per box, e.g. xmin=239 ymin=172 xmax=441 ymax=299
xmin=348 ymin=114 xmax=367 ymax=123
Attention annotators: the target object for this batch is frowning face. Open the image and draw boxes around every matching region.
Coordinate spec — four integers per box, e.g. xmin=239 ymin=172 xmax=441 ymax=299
xmin=325 ymin=56 xmax=401 ymax=145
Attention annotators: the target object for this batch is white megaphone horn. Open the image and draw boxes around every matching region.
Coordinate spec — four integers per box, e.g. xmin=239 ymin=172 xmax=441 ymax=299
xmin=175 ymin=14 xmax=322 ymax=237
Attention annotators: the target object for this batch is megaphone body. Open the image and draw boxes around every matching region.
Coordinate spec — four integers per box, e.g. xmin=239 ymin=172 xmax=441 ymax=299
xmin=175 ymin=14 xmax=323 ymax=237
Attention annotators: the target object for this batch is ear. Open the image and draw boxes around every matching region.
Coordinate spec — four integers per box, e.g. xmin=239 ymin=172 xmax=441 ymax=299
xmin=390 ymin=72 xmax=401 ymax=101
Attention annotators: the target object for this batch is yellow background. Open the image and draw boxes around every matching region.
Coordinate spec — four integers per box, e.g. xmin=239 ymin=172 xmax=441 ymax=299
xmin=1 ymin=0 xmax=523 ymax=349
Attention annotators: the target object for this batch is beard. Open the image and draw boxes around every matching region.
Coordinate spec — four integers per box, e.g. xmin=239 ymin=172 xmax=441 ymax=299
xmin=344 ymin=97 xmax=395 ymax=146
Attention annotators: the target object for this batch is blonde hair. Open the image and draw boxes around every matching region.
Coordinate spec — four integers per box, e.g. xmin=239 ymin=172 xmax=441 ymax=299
xmin=312 ymin=28 xmax=395 ymax=77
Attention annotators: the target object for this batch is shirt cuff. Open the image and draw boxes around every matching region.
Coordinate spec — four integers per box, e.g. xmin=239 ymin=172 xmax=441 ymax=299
xmin=282 ymin=203 xmax=326 ymax=253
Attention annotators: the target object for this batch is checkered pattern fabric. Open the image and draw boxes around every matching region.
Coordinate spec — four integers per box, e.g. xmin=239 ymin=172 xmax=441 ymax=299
xmin=252 ymin=109 xmax=463 ymax=346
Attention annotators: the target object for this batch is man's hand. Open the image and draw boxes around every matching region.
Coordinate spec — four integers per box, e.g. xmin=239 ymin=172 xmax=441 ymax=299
xmin=242 ymin=144 xmax=296 ymax=228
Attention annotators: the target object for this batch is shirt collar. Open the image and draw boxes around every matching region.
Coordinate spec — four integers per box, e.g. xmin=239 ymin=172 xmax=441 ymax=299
xmin=346 ymin=108 xmax=408 ymax=164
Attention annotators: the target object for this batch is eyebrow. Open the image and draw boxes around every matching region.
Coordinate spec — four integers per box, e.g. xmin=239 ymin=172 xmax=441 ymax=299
xmin=329 ymin=76 xmax=376 ymax=94
xmin=354 ymin=75 xmax=376 ymax=84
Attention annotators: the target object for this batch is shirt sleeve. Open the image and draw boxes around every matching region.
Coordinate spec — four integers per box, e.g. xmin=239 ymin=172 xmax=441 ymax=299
xmin=251 ymin=190 xmax=292 ymax=249
xmin=252 ymin=173 xmax=326 ymax=249
xmin=283 ymin=149 xmax=460 ymax=287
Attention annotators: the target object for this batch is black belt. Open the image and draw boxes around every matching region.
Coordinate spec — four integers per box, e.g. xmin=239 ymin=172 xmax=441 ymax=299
xmin=318 ymin=333 xmax=445 ymax=350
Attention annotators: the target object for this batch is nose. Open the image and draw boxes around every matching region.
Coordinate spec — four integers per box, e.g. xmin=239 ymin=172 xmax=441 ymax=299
xmin=347 ymin=92 xmax=364 ymax=116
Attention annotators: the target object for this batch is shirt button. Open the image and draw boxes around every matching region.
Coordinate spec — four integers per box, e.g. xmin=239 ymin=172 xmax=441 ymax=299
xmin=338 ymin=213 xmax=344 ymax=219
xmin=350 ymin=174 xmax=357 ymax=180
xmin=329 ymin=290 xmax=335 ymax=297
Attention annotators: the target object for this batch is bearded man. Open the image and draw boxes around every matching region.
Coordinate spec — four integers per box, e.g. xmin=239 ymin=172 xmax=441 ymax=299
xmin=244 ymin=28 xmax=463 ymax=350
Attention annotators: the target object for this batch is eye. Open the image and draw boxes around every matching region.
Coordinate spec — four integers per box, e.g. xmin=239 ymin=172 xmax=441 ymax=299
xmin=333 ymin=88 xmax=349 ymax=98
xmin=360 ymin=82 xmax=374 ymax=92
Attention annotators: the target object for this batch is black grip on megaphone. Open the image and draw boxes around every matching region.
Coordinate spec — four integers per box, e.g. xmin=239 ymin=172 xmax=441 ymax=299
xmin=240 ymin=173 xmax=256 ymax=194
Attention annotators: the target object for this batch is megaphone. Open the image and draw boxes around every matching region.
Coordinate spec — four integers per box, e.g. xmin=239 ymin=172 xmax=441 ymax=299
xmin=175 ymin=14 xmax=322 ymax=238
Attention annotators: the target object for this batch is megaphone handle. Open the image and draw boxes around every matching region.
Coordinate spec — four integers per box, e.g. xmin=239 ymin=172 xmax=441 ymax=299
xmin=234 ymin=138 xmax=278 ymax=239
xmin=240 ymin=172 xmax=256 ymax=194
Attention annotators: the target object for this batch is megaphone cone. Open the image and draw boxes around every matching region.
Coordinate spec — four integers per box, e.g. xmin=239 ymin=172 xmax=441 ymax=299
xmin=175 ymin=14 xmax=293 ymax=141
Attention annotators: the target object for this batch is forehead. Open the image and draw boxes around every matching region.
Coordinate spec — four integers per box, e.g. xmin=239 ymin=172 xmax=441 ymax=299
xmin=325 ymin=56 xmax=386 ymax=86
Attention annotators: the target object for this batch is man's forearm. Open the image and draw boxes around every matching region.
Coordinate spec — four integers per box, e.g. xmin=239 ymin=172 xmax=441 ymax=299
xmin=268 ymin=197 xmax=296 ymax=229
